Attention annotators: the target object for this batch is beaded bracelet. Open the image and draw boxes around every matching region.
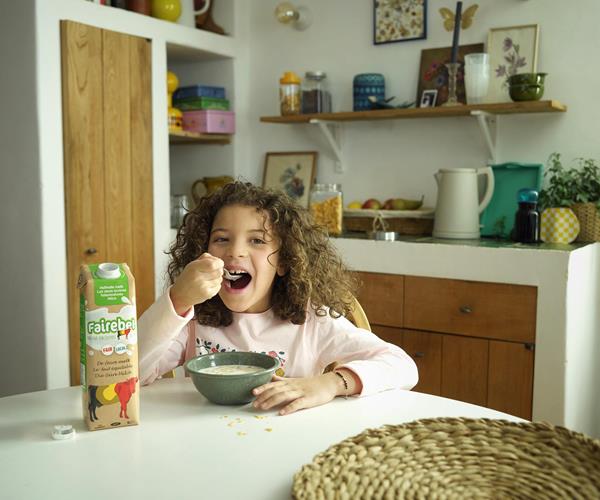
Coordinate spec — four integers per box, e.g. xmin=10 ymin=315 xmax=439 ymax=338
xmin=334 ymin=370 xmax=349 ymax=397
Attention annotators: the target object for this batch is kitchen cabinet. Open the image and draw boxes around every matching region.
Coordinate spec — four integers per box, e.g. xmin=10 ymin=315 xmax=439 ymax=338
xmin=61 ymin=21 xmax=154 ymax=385
xmin=356 ymin=272 xmax=536 ymax=419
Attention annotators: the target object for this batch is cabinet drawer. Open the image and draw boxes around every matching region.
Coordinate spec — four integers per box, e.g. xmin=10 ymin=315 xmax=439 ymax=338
xmin=356 ymin=272 xmax=403 ymax=328
xmin=404 ymin=276 xmax=537 ymax=343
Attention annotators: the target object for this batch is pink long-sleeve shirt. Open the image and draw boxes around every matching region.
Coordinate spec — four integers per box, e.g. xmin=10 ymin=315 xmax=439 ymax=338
xmin=138 ymin=291 xmax=418 ymax=396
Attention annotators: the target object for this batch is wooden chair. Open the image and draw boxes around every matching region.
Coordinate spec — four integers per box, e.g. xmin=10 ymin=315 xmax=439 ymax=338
xmin=347 ymin=295 xmax=371 ymax=331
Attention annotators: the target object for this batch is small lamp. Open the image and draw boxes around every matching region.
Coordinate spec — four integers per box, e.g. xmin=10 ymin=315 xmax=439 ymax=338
xmin=274 ymin=2 xmax=312 ymax=31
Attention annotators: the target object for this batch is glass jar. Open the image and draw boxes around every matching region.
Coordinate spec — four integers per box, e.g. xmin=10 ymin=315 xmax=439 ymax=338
xmin=279 ymin=71 xmax=301 ymax=116
xmin=170 ymin=194 xmax=189 ymax=229
xmin=513 ymin=188 xmax=539 ymax=243
xmin=302 ymin=71 xmax=331 ymax=114
xmin=310 ymin=183 xmax=343 ymax=236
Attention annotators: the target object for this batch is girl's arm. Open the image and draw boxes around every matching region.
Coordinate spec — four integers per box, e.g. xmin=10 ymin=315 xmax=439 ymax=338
xmin=314 ymin=314 xmax=419 ymax=396
xmin=252 ymin=314 xmax=417 ymax=415
xmin=138 ymin=289 xmax=193 ymax=385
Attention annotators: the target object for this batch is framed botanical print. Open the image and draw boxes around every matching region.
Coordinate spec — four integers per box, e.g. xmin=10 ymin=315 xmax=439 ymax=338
xmin=262 ymin=152 xmax=318 ymax=208
xmin=374 ymin=0 xmax=427 ymax=45
xmin=416 ymin=43 xmax=484 ymax=106
xmin=487 ymin=24 xmax=540 ymax=103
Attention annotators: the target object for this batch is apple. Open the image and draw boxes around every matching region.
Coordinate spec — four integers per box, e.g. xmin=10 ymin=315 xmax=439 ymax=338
xmin=382 ymin=199 xmax=394 ymax=210
xmin=362 ymin=198 xmax=382 ymax=209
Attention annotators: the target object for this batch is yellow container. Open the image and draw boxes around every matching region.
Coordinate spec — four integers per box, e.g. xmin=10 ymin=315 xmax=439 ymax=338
xmin=540 ymin=208 xmax=580 ymax=244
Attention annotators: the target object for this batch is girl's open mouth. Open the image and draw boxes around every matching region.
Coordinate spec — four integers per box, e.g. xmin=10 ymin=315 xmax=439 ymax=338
xmin=224 ymin=270 xmax=252 ymax=290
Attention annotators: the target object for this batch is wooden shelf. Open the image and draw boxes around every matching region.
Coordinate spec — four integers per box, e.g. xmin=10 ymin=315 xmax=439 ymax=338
xmin=260 ymin=100 xmax=567 ymax=123
xmin=169 ymin=130 xmax=231 ymax=145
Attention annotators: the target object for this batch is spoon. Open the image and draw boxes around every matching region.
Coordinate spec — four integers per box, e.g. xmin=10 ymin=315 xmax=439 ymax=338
xmin=223 ymin=268 xmax=243 ymax=281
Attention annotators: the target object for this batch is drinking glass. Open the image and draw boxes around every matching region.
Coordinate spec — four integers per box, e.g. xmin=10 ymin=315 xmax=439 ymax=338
xmin=464 ymin=53 xmax=490 ymax=105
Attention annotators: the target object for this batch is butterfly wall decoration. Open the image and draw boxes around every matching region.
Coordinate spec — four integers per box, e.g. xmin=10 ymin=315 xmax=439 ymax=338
xmin=439 ymin=3 xmax=478 ymax=31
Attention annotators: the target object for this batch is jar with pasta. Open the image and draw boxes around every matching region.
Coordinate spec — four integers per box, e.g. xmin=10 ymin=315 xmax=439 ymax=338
xmin=279 ymin=71 xmax=301 ymax=115
xmin=310 ymin=183 xmax=343 ymax=236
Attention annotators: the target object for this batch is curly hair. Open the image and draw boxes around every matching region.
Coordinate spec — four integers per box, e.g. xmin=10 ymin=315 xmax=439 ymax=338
xmin=167 ymin=181 xmax=360 ymax=327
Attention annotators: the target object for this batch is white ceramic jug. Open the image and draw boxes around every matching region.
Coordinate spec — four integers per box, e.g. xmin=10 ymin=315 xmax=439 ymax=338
xmin=433 ymin=167 xmax=495 ymax=239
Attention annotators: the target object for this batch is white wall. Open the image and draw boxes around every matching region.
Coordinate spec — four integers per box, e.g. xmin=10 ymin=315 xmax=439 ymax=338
xmin=246 ymin=0 xmax=600 ymax=204
xmin=0 ymin=0 xmax=47 ymax=397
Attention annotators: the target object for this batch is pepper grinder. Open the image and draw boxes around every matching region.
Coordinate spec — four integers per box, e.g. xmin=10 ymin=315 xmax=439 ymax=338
xmin=513 ymin=188 xmax=540 ymax=244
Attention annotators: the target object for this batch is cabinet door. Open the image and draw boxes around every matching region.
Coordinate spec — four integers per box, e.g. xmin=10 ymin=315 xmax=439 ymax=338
xmin=355 ymin=272 xmax=404 ymax=327
xmin=441 ymin=335 xmax=489 ymax=406
xmin=62 ymin=21 xmax=154 ymax=385
xmin=488 ymin=341 xmax=534 ymax=420
xmin=403 ymin=329 xmax=442 ymax=396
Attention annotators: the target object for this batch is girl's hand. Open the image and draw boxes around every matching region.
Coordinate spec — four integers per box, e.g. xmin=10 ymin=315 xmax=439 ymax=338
xmin=252 ymin=371 xmax=354 ymax=416
xmin=169 ymin=253 xmax=224 ymax=315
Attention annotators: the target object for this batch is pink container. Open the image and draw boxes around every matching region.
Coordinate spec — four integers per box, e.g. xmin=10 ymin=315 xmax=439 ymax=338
xmin=182 ymin=110 xmax=235 ymax=134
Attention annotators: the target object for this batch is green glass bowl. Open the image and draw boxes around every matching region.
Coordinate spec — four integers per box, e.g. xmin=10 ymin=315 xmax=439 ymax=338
xmin=509 ymin=84 xmax=545 ymax=102
xmin=508 ymin=72 xmax=547 ymax=86
xmin=185 ymin=352 xmax=280 ymax=405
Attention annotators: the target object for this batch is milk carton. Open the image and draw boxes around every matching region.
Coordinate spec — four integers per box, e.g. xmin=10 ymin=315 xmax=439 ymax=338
xmin=78 ymin=263 xmax=139 ymax=431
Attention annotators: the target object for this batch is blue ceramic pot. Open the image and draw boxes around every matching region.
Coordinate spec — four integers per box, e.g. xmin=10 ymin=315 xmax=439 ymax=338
xmin=353 ymin=73 xmax=385 ymax=111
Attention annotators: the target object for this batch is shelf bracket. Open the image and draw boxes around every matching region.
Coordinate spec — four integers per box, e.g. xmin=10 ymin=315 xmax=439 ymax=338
xmin=309 ymin=119 xmax=344 ymax=173
xmin=471 ymin=110 xmax=498 ymax=164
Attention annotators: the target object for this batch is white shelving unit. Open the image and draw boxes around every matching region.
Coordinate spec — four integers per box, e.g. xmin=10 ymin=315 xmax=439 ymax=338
xmin=5 ymin=0 xmax=243 ymax=392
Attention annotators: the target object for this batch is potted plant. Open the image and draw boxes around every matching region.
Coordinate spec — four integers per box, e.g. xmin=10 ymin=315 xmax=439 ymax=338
xmin=539 ymin=153 xmax=600 ymax=242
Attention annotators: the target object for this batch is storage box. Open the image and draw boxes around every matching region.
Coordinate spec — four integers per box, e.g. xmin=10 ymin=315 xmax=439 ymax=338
xmin=173 ymin=96 xmax=230 ymax=111
xmin=480 ymin=162 xmax=543 ymax=238
xmin=174 ymin=85 xmax=226 ymax=100
xmin=182 ymin=110 xmax=235 ymax=134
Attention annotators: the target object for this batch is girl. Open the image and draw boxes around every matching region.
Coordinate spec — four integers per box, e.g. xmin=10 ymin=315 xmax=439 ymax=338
xmin=139 ymin=182 xmax=417 ymax=415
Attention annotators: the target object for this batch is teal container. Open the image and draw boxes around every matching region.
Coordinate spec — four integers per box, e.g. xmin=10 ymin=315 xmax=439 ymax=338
xmin=480 ymin=162 xmax=543 ymax=237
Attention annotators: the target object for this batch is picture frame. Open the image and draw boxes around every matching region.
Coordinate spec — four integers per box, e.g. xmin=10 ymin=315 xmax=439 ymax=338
xmin=374 ymin=0 xmax=427 ymax=45
xmin=416 ymin=43 xmax=485 ymax=106
xmin=420 ymin=89 xmax=438 ymax=108
xmin=487 ymin=24 xmax=540 ymax=103
xmin=262 ymin=152 xmax=318 ymax=208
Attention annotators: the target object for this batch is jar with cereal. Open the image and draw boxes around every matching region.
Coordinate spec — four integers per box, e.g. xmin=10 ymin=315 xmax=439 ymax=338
xmin=310 ymin=183 xmax=343 ymax=236
xmin=279 ymin=71 xmax=301 ymax=115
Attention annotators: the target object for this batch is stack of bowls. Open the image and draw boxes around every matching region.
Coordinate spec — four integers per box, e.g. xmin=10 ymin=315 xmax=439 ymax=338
xmin=508 ymin=73 xmax=547 ymax=101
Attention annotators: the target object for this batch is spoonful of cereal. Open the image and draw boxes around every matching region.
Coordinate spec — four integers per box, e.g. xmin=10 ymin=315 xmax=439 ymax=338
xmin=223 ymin=269 xmax=243 ymax=281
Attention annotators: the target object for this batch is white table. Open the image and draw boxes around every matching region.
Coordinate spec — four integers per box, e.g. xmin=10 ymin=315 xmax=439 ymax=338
xmin=0 ymin=378 xmax=520 ymax=500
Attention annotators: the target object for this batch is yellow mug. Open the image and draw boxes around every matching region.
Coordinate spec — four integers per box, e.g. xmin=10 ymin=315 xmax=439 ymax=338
xmin=191 ymin=176 xmax=234 ymax=204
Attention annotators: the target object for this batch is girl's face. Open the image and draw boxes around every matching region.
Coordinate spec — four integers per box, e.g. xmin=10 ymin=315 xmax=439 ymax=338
xmin=208 ymin=204 xmax=284 ymax=314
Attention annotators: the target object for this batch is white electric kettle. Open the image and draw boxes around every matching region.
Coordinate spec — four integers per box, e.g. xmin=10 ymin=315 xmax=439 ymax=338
xmin=433 ymin=167 xmax=495 ymax=239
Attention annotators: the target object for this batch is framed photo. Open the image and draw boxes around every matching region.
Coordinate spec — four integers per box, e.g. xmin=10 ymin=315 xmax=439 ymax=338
xmin=420 ymin=89 xmax=438 ymax=108
xmin=487 ymin=24 xmax=540 ymax=103
xmin=416 ymin=43 xmax=484 ymax=106
xmin=262 ymin=152 xmax=318 ymax=208
xmin=374 ymin=0 xmax=427 ymax=45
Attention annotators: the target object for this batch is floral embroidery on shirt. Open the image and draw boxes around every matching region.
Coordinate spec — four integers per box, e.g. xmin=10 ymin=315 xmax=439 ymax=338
xmin=195 ymin=340 xmax=287 ymax=376
xmin=196 ymin=338 xmax=234 ymax=354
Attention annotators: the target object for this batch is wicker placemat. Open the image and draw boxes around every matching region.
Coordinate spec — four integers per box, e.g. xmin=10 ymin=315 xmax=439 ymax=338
xmin=292 ymin=418 xmax=600 ymax=500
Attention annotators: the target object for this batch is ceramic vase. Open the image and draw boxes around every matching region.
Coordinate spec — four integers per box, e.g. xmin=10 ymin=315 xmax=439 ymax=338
xmin=540 ymin=207 xmax=580 ymax=244
xmin=353 ymin=73 xmax=385 ymax=111
xmin=151 ymin=0 xmax=181 ymax=22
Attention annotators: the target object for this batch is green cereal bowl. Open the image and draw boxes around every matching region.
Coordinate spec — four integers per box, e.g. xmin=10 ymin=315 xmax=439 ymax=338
xmin=509 ymin=83 xmax=545 ymax=102
xmin=508 ymin=72 xmax=547 ymax=86
xmin=185 ymin=352 xmax=280 ymax=405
